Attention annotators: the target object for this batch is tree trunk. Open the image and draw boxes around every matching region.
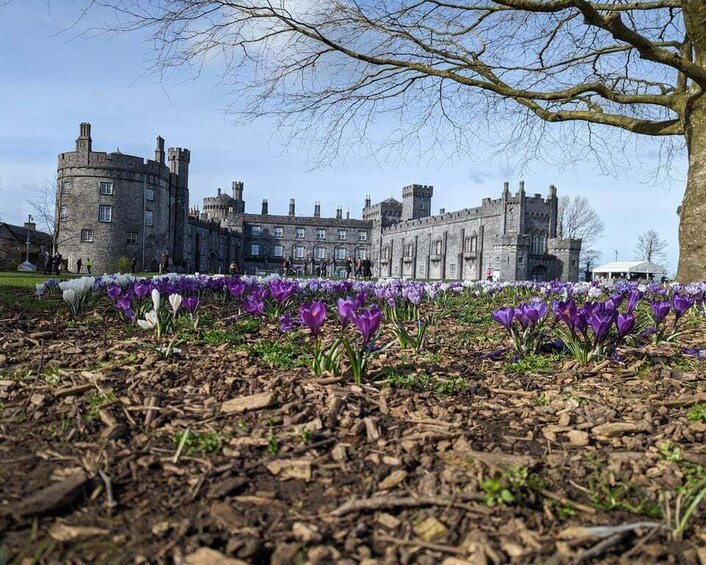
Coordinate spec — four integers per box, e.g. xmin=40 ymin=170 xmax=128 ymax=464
xmin=677 ymin=95 xmax=706 ymax=282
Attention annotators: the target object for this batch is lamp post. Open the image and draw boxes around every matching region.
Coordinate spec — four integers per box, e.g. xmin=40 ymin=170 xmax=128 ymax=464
xmin=25 ymin=214 xmax=33 ymax=263
xmin=614 ymin=250 xmax=618 ymax=262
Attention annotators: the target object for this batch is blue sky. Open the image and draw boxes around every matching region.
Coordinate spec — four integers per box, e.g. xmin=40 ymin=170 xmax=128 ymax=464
xmin=0 ymin=2 xmax=685 ymax=274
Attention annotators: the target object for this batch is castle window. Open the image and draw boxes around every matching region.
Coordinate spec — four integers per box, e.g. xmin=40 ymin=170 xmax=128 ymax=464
xmin=145 ymin=188 xmax=154 ymax=201
xmin=251 ymin=225 xmax=261 ymax=236
xmin=80 ymin=229 xmax=94 ymax=243
xmin=356 ymin=247 xmax=367 ymax=260
xmin=296 ymin=227 xmax=305 ymax=239
xmin=450 ymin=263 xmax=456 ymax=275
xmin=358 ymin=231 xmax=367 ymax=241
xmin=294 ymin=244 xmax=305 ymax=259
xmin=126 ymin=232 xmax=137 ymax=245
xmin=99 ymin=181 xmax=114 ymax=195
xmin=530 ymin=230 xmax=546 ymax=255
xmin=98 ymin=205 xmax=112 ymax=222
xmin=274 ymin=226 xmax=284 ymax=238
xmin=315 ymin=246 xmax=326 ymax=259
xmin=144 ymin=210 xmax=153 ymax=226
xmin=273 ymin=244 xmax=284 ymax=257
xmin=335 ymin=246 xmax=347 ymax=260
xmin=251 ymin=243 xmax=260 ymax=256
xmin=60 ymin=205 xmax=69 ymax=222
xmin=317 ymin=228 xmax=326 ymax=240
xmin=337 ymin=229 xmax=347 ymax=241
xmin=61 ymin=180 xmax=70 ymax=194
xmin=434 ymin=240 xmax=442 ymax=254
xmin=405 ymin=243 xmax=414 ymax=257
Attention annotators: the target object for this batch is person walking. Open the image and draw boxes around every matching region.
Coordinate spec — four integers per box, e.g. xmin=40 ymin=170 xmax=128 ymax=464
xmin=131 ymin=257 xmax=137 ymax=274
xmin=76 ymin=257 xmax=82 ymax=273
xmin=86 ymin=258 xmax=93 ymax=275
xmin=159 ymin=253 xmax=169 ymax=274
xmin=54 ymin=253 xmax=62 ymax=276
xmin=43 ymin=251 xmax=52 ymax=275
xmin=345 ymin=256 xmax=353 ymax=279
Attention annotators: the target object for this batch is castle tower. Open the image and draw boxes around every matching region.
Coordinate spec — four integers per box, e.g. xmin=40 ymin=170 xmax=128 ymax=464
xmin=232 ymin=181 xmax=245 ymax=213
xmin=401 ymin=184 xmax=433 ymax=221
xmin=168 ymin=147 xmax=191 ymax=267
xmin=75 ymin=122 xmax=92 ymax=157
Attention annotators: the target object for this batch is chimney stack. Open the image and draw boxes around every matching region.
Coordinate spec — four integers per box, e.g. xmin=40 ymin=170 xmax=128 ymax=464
xmin=262 ymin=199 xmax=269 ymax=215
xmin=289 ymin=198 xmax=295 ymax=216
xmin=336 ymin=206 xmax=342 ymax=220
xmin=364 ymin=195 xmax=371 ymax=208
xmin=346 ymin=208 xmax=350 ymax=220
xmin=314 ymin=201 xmax=321 ymax=217
xmin=155 ymin=136 xmax=165 ymax=164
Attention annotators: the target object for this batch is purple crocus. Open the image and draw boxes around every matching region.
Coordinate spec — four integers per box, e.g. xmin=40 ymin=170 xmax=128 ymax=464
xmin=626 ymin=289 xmax=643 ymax=314
xmin=133 ymin=281 xmax=151 ymax=300
xmin=300 ymin=301 xmax=327 ymax=337
xmin=353 ymin=305 xmax=382 ymax=345
xmin=673 ymin=293 xmax=694 ymax=322
xmin=278 ymin=313 xmax=299 ymax=333
xmin=589 ymin=313 xmax=613 ymax=342
xmin=337 ymin=297 xmax=358 ymax=327
xmin=106 ymin=284 xmax=122 ymax=302
xmin=650 ymin=300 xmax=671 ymax=324
xmin=115 ymin=294 xmax=135 ymax=320
xmin=615 ymin=312 xmax=635 ymax=340
xmin=182 ymin=296 xmax=199 ymax=313
xmin=243 ymin=294 xmax=265 ymax=316
xmin=491 ymin=307 xmax=515 ymax=332
xmin=269 ymin=279 xmax=297 ymax=306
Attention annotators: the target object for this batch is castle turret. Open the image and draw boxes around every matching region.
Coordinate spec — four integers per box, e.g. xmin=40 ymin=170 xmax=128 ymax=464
xmin=401 ymin=184 xmax=433 ymax=221
xmin=364 ymin=195 xmax=371 ymax=209
xmin=155 ymin=136 xmax=165 ymax=164
xmin=232 ymin=181 xmax=244 ymax=213
xmin=168 ymin=147 xmax=191 ymax=268
xmin=76 ymin=122 xmax=92 ymax=153
xmin=548 ymin=184 xmax=558 ymax=238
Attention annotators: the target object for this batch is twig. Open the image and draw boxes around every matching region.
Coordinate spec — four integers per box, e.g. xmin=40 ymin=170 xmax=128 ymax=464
xmin=539 ymin=488 xmax=597 ymax=515
xmin=173 ymin=429 xmax=189 ymax=464
xmin=488 ymin=387 xmax=537 ymax=398
xmin=98 ymin=470 xmax=117 ymax=511
xmin=574 ymin=532 xmax=625 ymax=563
xmin=375 ymin=534 xmax=466 ymax=556
xmin=331 ymin=494 xmax=485 ymax=517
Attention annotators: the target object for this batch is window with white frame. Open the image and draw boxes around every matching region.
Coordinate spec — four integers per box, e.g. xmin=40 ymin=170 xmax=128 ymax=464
xmin=296 ymin=227 xmax=305 ymax=239
xmin=98 ymin=205 xmax=112 ymax=222
xmin=61 ymin=180 xmax=70 ymax=194
xmin=449 ymin=263 xmax=456 ymax=275
xmin=126 ymin=232 xmax=137 ymax=244
xmin=356 ymin=247 xmax=367 ymax=260
xmin=294 ymin=244 xmax=305 ymax=258
xmin=335 ymin=247 xmax=347 ymax=260
xmin=251 ymin=243 xmax=260 ymax=256
xmin=315 ymin=246 xmax=326 ymax=259
xmin=274 ymin=226 xmax=284 ymax=238
xmin=251 ymin=225 xmax=261 ymax=236
xmin=358 ymin=231 xmax=367 ymax=241
xmin=80 ymin=229 xmax=94 ymax=242
xmin=60 ymin=205 xmax=69 ymax=222
xmin=316 ymin=228 xmax=326 ymax=240
xmin=434 ymin=240 xmax=442 ymax=254
xmin=144 ymin=210 xmax=153 ymax=226
xmin=273 ymin=244 xmax=284 ymax=257
xmin=406 ymin=243 xmax=414 ymax=257
xmin=99 ymin=181 xmax=114 ymax=195
xmin=145 ymin=188 xmax=154 ymax=201
xmin=337 ymin=229 xmax=347 ymax=241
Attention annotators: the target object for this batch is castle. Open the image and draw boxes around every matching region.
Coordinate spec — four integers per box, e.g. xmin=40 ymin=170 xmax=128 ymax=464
xmin=56 ymin=123 xmax=581 ymax=280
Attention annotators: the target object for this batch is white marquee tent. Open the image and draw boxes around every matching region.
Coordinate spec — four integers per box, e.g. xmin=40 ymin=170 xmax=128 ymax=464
xmin=592 ymin=261 xmax=666 ymax=281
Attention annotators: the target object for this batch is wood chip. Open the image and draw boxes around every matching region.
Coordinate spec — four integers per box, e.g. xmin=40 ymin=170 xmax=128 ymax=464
xmin=265 ymin=458 xmax=312 ymax=481
xmin=378 ymin=470 xmax=408 ymax=491
xmin=413 ymin=516 xmax=448 ymax=542
xmin=12 ymin=470 xmax=91 ymax=518
xmin=49 ymin=523 xmax=109 ymax=542
xmin=185 ymin=547 xmax=249 ymax=565
xmin=567 ymin=430 xmax=590 ymax=446
xmin=592 ymin=422 xmax=646 ymax=439
xmin=221 ymin=392 xmax=275 ymax=414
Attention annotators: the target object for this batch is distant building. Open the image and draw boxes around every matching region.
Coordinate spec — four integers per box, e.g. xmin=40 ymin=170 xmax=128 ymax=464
xmin=55 ymin=123 xmax=580 ymax=280
xmin=0 ymin=221 xmax=52 ymax=271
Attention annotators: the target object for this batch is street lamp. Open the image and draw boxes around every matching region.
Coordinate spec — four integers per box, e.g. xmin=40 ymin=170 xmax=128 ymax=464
xmin=614 ymin=250 xmax=618 ymax=262
xmin=25 ymin=214 xmax=33 ymax=263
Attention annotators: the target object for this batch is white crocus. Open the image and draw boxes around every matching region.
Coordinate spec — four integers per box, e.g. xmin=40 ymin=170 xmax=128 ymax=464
xmin=169 ymin=293 xmax=182 ymax=315
xmin=137 ymin=310 xmax=159 ymax=331
xmin=151 ymin=288 xmax=161 ymax=312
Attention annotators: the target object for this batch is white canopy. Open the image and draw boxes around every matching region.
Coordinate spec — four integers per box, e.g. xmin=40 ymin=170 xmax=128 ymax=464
xmin=592 ymin=261 xmax=666 ymax=279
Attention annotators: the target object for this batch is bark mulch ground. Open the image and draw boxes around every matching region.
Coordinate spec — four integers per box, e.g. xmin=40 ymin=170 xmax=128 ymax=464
xmin=2 ymin=292 xmax=706 ymax=564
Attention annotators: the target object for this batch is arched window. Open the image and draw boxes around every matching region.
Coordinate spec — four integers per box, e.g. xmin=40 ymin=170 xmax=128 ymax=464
xmin=406 ymin=243 xmax=414 ymax=257
xmin=530 ymin=230 xmax=546 ymax=255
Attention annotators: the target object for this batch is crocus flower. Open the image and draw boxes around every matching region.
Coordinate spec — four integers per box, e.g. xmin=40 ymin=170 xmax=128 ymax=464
xmin=615 ymin=312 xmax=635 ymax=340
xmin=337 ymin=297 xmax=358 ymax=327
xmin=151 ymin=288 xmax=161 ymax=312
xmin=650 ymin=300 xmax=671 ymax=324
xmin=673 ymin=293 xmax=693 ymax=322
xmin=168 ymin=293 xmax=182 ymax=315
xmin=133 ymin=281 xmax=151 ymax=300
xmin=269 ymin=279 xmax=297 ymax=306
xmin=278 ymin=313 xmax=298 ymax=333
xmin=491 ymin=307 xmax=514 ymax=332
xmin=106 ymin=284 xmax=122 ymax=302
xmin=353 ymin=305 xmax=382 ymax=345
xmin=137 ymin=310 xmax=159 ymax=331
xmin=626 ymin=289 xmax=643 ymax=314
xmin=589 ymin=313 xmax=613 ymax=342
xmin=182 ymin=296 xmax=199 ymax=312
xmin=300 ymin=301 xmax=327 ymax=337
xmin=243 ymin=294 xmax=265 ymax=316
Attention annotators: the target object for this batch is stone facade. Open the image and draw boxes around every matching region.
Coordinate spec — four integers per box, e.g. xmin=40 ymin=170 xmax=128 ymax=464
xmin=56 ymin=124 xmax=580 ymax=280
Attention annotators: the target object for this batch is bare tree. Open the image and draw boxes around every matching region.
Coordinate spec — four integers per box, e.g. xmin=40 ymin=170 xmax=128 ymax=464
xmin=635 ymin=229 xmax=668 ymax=265
xmin=557 ymin=195 xmax=604 ymax=270
xmin=84 ymin=0 xmax=706 ymax=281
xmin=26 ymin=179 xmax=77 ymax=252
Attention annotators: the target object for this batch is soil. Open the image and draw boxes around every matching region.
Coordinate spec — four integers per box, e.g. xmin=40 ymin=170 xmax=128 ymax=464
xmin=2 ymin=290 xmax=706 ymax=564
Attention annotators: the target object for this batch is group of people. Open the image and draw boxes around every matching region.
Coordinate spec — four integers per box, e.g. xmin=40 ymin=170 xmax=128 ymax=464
xmin=43 ymin=252 xmax=92 ymax=276
xmin=279 ymin=256 xmax=373 ymax=278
